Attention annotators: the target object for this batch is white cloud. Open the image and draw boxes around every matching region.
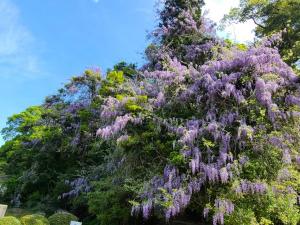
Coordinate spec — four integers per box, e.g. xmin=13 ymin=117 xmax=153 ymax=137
xmin=0 ymin=0 xmax=40 ymax=78
xmin=204 ymin=0 xmax=256 ymax=43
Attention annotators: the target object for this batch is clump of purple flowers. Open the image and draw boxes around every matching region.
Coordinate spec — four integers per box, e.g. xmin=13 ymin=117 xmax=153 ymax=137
xmin=96 ymin=114 xmax=142 ymax=139
xmin=212 ymin=199 xmax=234 ymax=225
xmin=235 ymin=180 xmax=267 ymax=194
xmin=62 ymin=177 xmax=91 ymax=199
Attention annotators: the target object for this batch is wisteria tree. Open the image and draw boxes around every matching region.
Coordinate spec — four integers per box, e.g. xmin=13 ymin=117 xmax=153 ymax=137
xmin=95 ymin=0 xmax=300 ymax=224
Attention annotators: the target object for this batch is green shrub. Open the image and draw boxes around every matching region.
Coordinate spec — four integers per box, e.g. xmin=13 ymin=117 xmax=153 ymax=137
xmin=48 ymin=212 xmax=78 ymax=225
xmin=20 ymin=214 xmax=49 ymax=225
xmin=0 ymin=216 xmax=21 ymax=225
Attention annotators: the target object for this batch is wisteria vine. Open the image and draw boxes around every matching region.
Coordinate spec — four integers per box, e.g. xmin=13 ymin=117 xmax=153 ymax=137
xmin=95 ymin=0 xmax=300 ymax=224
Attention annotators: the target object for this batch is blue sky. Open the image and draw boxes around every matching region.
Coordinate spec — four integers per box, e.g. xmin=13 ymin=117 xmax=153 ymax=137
xmin=0 ymin=0 xmax=255 ymax=145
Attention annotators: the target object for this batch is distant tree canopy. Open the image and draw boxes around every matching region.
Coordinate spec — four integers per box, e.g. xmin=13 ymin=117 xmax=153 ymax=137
xmin=0 ymin=1 xmax=299 ymax=225
xmin=222 ymin=0 xmax=300 ymax=67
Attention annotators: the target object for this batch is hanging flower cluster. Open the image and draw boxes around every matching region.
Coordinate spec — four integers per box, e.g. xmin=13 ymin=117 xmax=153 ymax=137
xmin=62 ymin=177 xmax=91 ymax=199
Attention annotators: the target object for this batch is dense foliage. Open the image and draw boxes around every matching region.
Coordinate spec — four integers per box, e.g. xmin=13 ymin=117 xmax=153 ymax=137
xmin=0 ymin=216 xmax=21 ymax=225
xmin=20 ymin=214 xmax=49 ymax=225
xmin=48 ymin=212 xmax=78 ymax=225
xmin=0 ymin=0 xmax=299 ymax=225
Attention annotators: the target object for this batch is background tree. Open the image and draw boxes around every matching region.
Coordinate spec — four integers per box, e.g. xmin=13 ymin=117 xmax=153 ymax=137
xmin=222 ymin=0 xmax=300 ymax=67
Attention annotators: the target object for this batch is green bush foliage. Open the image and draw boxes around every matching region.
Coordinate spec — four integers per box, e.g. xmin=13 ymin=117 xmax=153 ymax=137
xmin=20 ymin=214 xmax=49 ymax=225
xmin=48 ymin=212 xmax=78 ymax=225
xmin=0 ymin=216 xmax=21 ymax=225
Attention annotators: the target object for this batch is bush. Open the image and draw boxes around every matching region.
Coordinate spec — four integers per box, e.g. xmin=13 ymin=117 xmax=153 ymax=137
xmin=48 ymin=212 xmax=78 ymax=225
xmin=20 ymin=214 xmax=49 ymax=225
xmin=88 ymin=180 xmax=131 ymax=225
xmin=0 ymin=216 xmax=21 ymax=225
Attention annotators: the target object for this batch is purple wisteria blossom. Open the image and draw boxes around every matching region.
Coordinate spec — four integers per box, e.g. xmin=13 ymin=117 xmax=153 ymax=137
xmin=235 ymin=180 xmax=267 ymax=194
xmin=62 ymin=177 xmax=91 ymax=199
xmin=213 ymin=199 xmax=234 ymax=225
xmin=96 ymin=114 xmax=135 ymax=139
xmin=101 ymin=97 xmax=124 ymax=119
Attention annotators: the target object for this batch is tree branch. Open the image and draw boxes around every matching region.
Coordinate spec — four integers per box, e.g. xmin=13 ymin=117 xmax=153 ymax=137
xmin=250 ymin=16 xmax=265 ymax=29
